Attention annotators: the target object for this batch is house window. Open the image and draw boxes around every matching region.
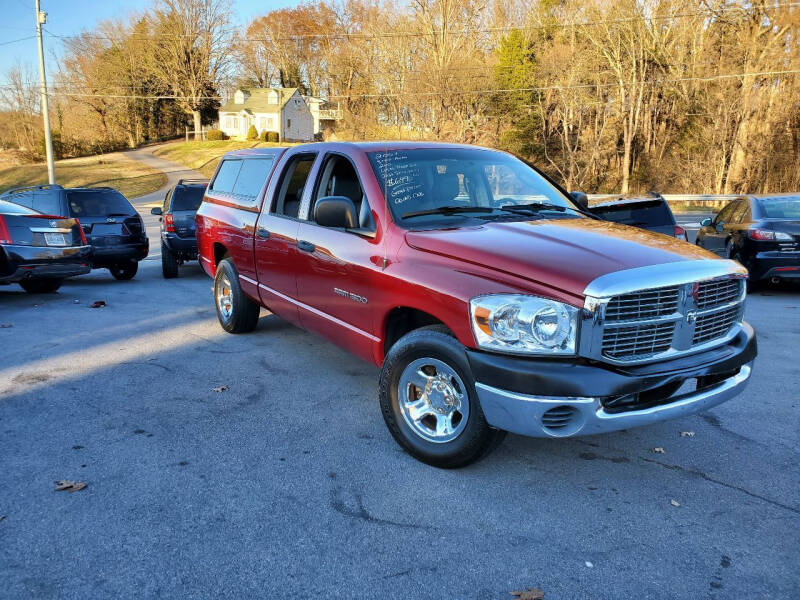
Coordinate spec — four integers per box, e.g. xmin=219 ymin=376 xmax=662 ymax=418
xmin=267 ymin=117 xmax=274 ymax=129
xmin=259 ymin=117 xmax=267 ymax=130
xmin=232 ymin=117 xmax=240 ymax=130
xmin=287 ymin=118 xmax=292 ymax=130
xmin=225 ymin=116 xmax=232 ymax=129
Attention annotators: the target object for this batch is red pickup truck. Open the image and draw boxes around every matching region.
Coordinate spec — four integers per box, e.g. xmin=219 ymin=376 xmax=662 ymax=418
xmin=196 ymin=142 xmax=756 ymax=468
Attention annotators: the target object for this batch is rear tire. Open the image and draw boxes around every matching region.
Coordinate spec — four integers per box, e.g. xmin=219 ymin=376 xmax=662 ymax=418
xmin=20 ymin=278 xmax=62 ymax=294
xmin=161 ymin=242 xmax=179 ymax=279
xmin=109 ymin=261 xmax=138 ymax=280
xmin=379 ymin=325 xmax=506 ymax=468
xmin=214 ymin=258 xmax=260 ymax=333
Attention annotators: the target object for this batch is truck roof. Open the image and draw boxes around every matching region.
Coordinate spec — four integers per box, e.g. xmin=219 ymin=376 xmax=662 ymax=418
xmin=221 ymin=140 xmax=500 ymax=159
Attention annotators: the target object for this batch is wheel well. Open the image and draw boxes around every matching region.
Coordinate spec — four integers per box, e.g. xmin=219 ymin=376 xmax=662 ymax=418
xmin=384 ymin=307 xmax=448 ymax=356
xmin=213 ymin=243 xmax=229 ymax=265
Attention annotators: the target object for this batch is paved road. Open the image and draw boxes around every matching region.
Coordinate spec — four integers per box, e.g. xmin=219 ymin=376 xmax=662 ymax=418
xmin=1 ymin=265 xmax=798 ymax=597
xmin=1 ymin=159 xmax=798 ymax=598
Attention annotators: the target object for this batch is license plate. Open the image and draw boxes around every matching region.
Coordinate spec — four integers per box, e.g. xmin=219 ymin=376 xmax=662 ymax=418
xmin=44 ymin=232 xmax=68 ymax=246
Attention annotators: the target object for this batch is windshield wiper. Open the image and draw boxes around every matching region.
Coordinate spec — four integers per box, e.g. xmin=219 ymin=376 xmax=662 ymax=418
xmin=500 ymin=202 xmax=597 ymax=219
xmin=401 ymin=205 xmax=495 ymax=219
xmin=500 ymin=202 xmax=567 ymax=213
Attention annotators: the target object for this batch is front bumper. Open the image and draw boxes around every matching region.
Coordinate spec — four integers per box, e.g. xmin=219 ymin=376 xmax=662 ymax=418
xmin=0 ymin=244 xmax=92 ymax=283
xmin=469 ymin=322 xmax=756 ymax=438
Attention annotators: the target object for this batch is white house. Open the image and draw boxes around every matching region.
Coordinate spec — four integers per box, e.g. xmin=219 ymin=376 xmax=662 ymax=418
xmin=303 ymin=95 xmax=344 ymax=135
xmin=218 ymin=88 xmax=314 ymax=141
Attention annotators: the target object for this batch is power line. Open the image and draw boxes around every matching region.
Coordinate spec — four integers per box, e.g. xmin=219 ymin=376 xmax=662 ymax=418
xmin=38 ymin=2 xmax=800 ymax=44
xmin=0 ymin=35 xmax=36 ymax=47
xmin=2 ymin=69 xmax=795 ymax=100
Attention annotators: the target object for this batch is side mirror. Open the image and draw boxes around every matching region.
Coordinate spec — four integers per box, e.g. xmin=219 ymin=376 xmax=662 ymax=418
xmin=570 ymin=191 xmax=589 ymax=210
xmin=700 ymin=217 xmax=712 ymax=227
xmin=151 ymin=207 xmax=162 ymax=215
xmin=314 ymin=196 xmax=358 ymax=229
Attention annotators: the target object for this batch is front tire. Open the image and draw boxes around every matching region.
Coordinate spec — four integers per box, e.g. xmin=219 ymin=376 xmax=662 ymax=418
xmin=161 ymin=242 xmax=179 ymax=279
xmin=214 ymin=258 xmax=260 ymax=333
xmin=20 ymin=278 xmax=62 ymax=294
xmin=109 ymin=261 xmax=138 ymax=280
xmin=379 ymin=325 xmax=506 ymax=468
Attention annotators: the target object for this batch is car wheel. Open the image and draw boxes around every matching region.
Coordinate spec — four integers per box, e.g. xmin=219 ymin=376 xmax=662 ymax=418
xmin=109 ymin=261 xmax=138 ymax=280
xmin=379 ymin=325 xmax=506 ymax=468
xmin=214 ymin=257 xmax=260 ymax=333
xmin=161 ymin=242 xmax=179 ymax=279
xmin=19 ymin=278 xmax=62 ymax=294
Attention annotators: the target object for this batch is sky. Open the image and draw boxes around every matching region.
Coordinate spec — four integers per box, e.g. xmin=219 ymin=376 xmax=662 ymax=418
xmin=0 ymin=0 xmax=299 ymax=77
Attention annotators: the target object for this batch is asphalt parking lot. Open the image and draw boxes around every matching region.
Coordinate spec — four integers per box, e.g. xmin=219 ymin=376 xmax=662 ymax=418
xmin=1 ymin=210 xmax=799 ymax=598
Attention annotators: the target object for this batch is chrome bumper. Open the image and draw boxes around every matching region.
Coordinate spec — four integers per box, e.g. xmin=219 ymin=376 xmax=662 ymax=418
xmin=475 ymin=362 xmax=752 ymax=438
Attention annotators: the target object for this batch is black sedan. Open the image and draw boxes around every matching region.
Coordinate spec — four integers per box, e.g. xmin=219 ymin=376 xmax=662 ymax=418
xmin=696 ymin=194 xmax=800 ymax=283
xmin=0 ymin=199 xmax=91 ymax=293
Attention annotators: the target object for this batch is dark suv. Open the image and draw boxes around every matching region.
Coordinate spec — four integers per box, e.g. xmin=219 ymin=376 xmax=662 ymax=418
xmin=150 ymin=179 xmax=207 ymax=278
xmin=0 ymin=184 xmax=148 ymax=280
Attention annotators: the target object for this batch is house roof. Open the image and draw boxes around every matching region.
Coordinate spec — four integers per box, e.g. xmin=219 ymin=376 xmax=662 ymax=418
xmin=219 ymin=88 xmax=299 ymax=114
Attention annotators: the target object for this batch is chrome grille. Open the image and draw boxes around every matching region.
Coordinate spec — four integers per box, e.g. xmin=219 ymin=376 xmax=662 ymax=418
xmin=696 ymin=279 xmax=742 ymax=309
xmin=605 ymin=286 xmax=679 ymax=321
xmin=602 ymin=322 xmax=675 ymax=359
xmin=593 ymin=276 xmax=745 ymax=363
xmin=693 ymin=305 xmax=741 ymax=345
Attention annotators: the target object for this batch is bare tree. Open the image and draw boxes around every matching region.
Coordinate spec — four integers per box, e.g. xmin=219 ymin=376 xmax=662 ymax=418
xmin=148 ymin=0 xmax=232 ymax=139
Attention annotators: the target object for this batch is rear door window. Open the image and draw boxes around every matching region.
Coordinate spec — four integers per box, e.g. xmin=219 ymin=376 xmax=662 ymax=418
xmin=272 ymin=155 xmax=316 ymax=218
xmin=211 ymin=160 xmax=242 ymax=194
xmin=67 ymin=190 xmax=133 ymax=217
xmin=232 ymin=158 xmax=274 ymax=198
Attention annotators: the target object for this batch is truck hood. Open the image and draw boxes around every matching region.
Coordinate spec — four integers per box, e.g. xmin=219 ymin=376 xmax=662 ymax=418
xmin=405 ymin=218 xmax=717 ymax=299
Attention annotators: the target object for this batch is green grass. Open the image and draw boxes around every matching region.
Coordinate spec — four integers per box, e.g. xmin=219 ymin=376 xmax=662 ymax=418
xmin=153 ymin=140 xmax=297 ymax=179
xmin=0 ymin=154 xmax=167 ymax=199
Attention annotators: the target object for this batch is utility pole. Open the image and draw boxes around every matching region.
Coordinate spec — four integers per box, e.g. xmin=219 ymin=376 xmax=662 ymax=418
xmin=35 ymin=0 xmax=55 ymax=184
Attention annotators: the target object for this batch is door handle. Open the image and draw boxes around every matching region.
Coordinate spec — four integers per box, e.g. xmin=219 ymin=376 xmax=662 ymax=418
xmin=297 ymin=240 xmax=315 ymax=253
xmin=256 ymin=227 xmax=270 ymax=239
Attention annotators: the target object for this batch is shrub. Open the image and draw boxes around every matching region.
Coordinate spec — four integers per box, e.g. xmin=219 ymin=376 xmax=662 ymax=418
xmin=246 ymin=124 xmax=258 ymax=140
xmin=37 ymin=132 xmax=65 ymax=160
xmin=258 ymin=130 xmax=268 ymax=142
xmin=206 ymin=129 xmax=226 ymax=141
xmin=266 ymin=131 xmax=279 ymax=143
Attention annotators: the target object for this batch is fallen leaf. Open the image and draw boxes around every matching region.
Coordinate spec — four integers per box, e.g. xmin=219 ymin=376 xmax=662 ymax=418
xmin=511 ymin=588 xmax=544 ymax=600
xmin=0 ymin=323 xmax=12 ymax=328
xmin=55 ymin=480 xmax=87 ymax=493
xmin=652 ymin=447 xmax=665 ymax=453
xmin=212 ymin=385 xmax=228 ymax=393
xmin=0 ymin=515 xmax=6 ymax=523
xmin=670 ymin=499 xmax=680 ymax=507
xmin=584 ymin=561 xmax=594 ymax=568
xmin=680 ymin=431 xmax=695 ymax=437
xmin=90 ymin=301 xmax=106 ymax=309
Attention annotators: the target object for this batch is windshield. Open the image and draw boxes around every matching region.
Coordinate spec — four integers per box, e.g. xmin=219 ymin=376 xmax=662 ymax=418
xmin=368 ymin=148 xmax=580 ymax=225
xmin=68 ymin=190 xmax=134 ymax=218
xmin=757 ymin=197 xmax=800 ymax=219
xmin=172 ymin=186 xmax=205 ymax=211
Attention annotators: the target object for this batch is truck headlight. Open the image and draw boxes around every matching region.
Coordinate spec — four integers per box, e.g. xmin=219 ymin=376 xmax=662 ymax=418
xmin=470 ymin=294 xmax=578 ymax=355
